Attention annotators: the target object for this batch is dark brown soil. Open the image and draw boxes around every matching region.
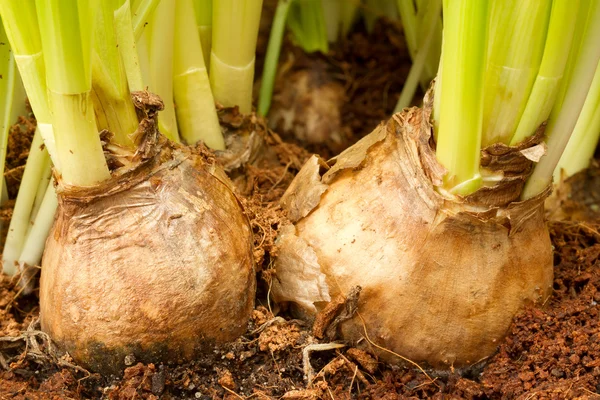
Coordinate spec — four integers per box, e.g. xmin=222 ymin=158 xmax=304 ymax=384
xmin=4 ymin=113 xmax=37 ymax=200
xmin=334 ymin=19 xmax=414 ymax=146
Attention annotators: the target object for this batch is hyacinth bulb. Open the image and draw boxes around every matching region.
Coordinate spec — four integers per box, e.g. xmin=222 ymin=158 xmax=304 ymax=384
xmin=272 ymin=99 xmax=553 ymax=369
xmin=40 ymin=95 xmax=255 ymax=373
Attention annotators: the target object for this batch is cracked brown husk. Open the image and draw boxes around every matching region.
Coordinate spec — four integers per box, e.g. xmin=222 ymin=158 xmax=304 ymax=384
xmin=272 ymin=91 xmax=554 ymax=370
xmin=40 ymin=93 xmax=255 ymax=374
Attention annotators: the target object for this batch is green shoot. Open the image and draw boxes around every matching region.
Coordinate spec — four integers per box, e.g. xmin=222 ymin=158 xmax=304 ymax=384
xmin=397 ymin=0 xmax=418 ymax=59
xmin=554 ymin=60 xmax=600 ymax=180
xmin=480 ymin=0 xmax=552 ymax=146
xmin=434 ymin=0 xmax=489 ymax=195
xmin=91 ymin=0 xmax=138 ymax=148
xmin=522 ymin=1 xmax=600 ymax=199
xmin=1 ymin=180 xmax=7 ymax=205
xmin=286 ymin=0 xmax=328 ymax=53
xmin=18 ymin=180 xmax=58 ymax=272
xmin=210 ymin=0 xmax=263 ymax=114
xmin=0 ymin=24 xmax=18 ymax=208
xmin=258 ymin=0 xmax=293 ymax=116
xmin=0 ymin=23 xmax=25 ymax=275
xmin=173 ymin=0 xmax=224 ymax=149
xmin=320 ymin=0 xmax=361 ymax=43
xmin=321 ymin=0 xmax=341 ymax=43
xmin=131 ymin=0 xmax=160 ymax=39
xmin=397 ymin=0 xmax=442 ymax=96
xmin=3 ymin=129 xmax=50 ymax=275
xmin=547 ymin=0 xmax=591 ymax=116
xmin=138 ymin=0 xmax=180 ymax=142
xmin=115 ymin=0 xmax=145 ymax=91
xmin=0 ymin=8 xmax=55 ymax=276
xmin=415 ymin=0 xmax=442 ymax=88
xmin=394 ymin=0 xmax=442 ymax=112
xmin=193 ymin=0 xmax=213 ymax=70
xmin=36 ymin=0 xmax=111 ymax=186
xmin=0 ymin=0 xmax=59 ymax=168
xmin=510 ymin=0 xmax=580 ymax=145
xmin=29 ymin=157 xmax=52 ymax=225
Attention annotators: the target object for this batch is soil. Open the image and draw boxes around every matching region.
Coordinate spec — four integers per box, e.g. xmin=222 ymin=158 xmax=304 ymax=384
xmin=2 ymin=14 xmax=600 ymax=400
xmin=4 ymin=113 xmax=37 ymax=200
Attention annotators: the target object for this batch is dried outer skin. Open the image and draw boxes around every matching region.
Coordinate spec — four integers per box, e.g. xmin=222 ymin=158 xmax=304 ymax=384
xmin=273 ymin=104 xmax=553 ymax=369
xmin=215 ymin=105 xmax=268 ymax=172
xmin=470 ymin=125 xmax=547 ymax=207
xmin=40 ymin=143 xmax=255 ymax=374
xmin=546 ymin=163 xmax=600 ymax=222
xmin=268 ymin=60 xmax=347 ymax=151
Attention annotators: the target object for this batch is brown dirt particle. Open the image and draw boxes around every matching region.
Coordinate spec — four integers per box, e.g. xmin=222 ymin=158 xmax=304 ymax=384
xmin=217 ymin=368 xmax=236 ymax=390
xmin=346 ymin=348 xmax=378 ymax=375
xmin=281 ymin=388 xmax=322 ymax=399
xmin=258 ymin=323 xmax=302 ymax=353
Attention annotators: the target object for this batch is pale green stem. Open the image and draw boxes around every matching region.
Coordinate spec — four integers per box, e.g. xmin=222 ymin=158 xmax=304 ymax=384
xmin=137 ymin=30 xmax=152 ymax=90
xmin=193 ymin=0 xmax=213 ymax=69
xmin=18 ymin=180 xmax=57 ymax=269
xmin=173 ymin=0 xmax=223 ymax=149
xmin=0 ymin=0 xmax=60 ymax=169
xmin=115 ymin=0 xmax=145 ymax=91
xmin=435 ymin=0 xmax=489 ymax=195
xmin=0 ymin=26 xmax=17 ymax=206
xmin=394 ymin=0 xmax=442 ymax=112
xmin=480 ymin=0 xmax=552 ymax=146
xmin=210 ymin=0 xmax=263 ymax=114
xmin=398 ymin=0 xmax=441 ymax=89
xmin=522 ymin=1 xmax=600 ymax=199
xmin=29 ymin=155 xmax=52 ymax=226
xmin=92 ymin=0 xmax=138 ymax=147
xmin=554 ymin=60 xmax=600 ymax=180
xmin=49 ymin=91 xmax=110 ymax=186
xmin=397 ymin=0 xmax=418 ymax=58
xmin=551 ymin=0 xmax=591 ymax=113
xmin=510 ymin=0 xmax=580 ymax=145
xmin=18 ymin=178 xmax=56 ymax=294
xmin=321 ymin=0 xmax=341 ymax=43
xmin=1 ymin=180 xmax=8 ymax=205
xmin=416 ymin=0 xmax=442 ymax=87
xmin=132 ymin=0 xmax=161 ymax=39
xmin=258 ymin=0 xmax=293 ymax=117
xmin=36 ymin=0 xmax=111 ymax=186
xmin=432 ymin=49 xmax=443 ymax=136
xmin=145 ymin=0 xmax=180 ymax=142
xmin=91 ymin=55 xmax=138 ymax=146
xmin=286 ymin=0 xmax=328 ymax=53
xmin=2 ymin=129 xmax=47 ymax=275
